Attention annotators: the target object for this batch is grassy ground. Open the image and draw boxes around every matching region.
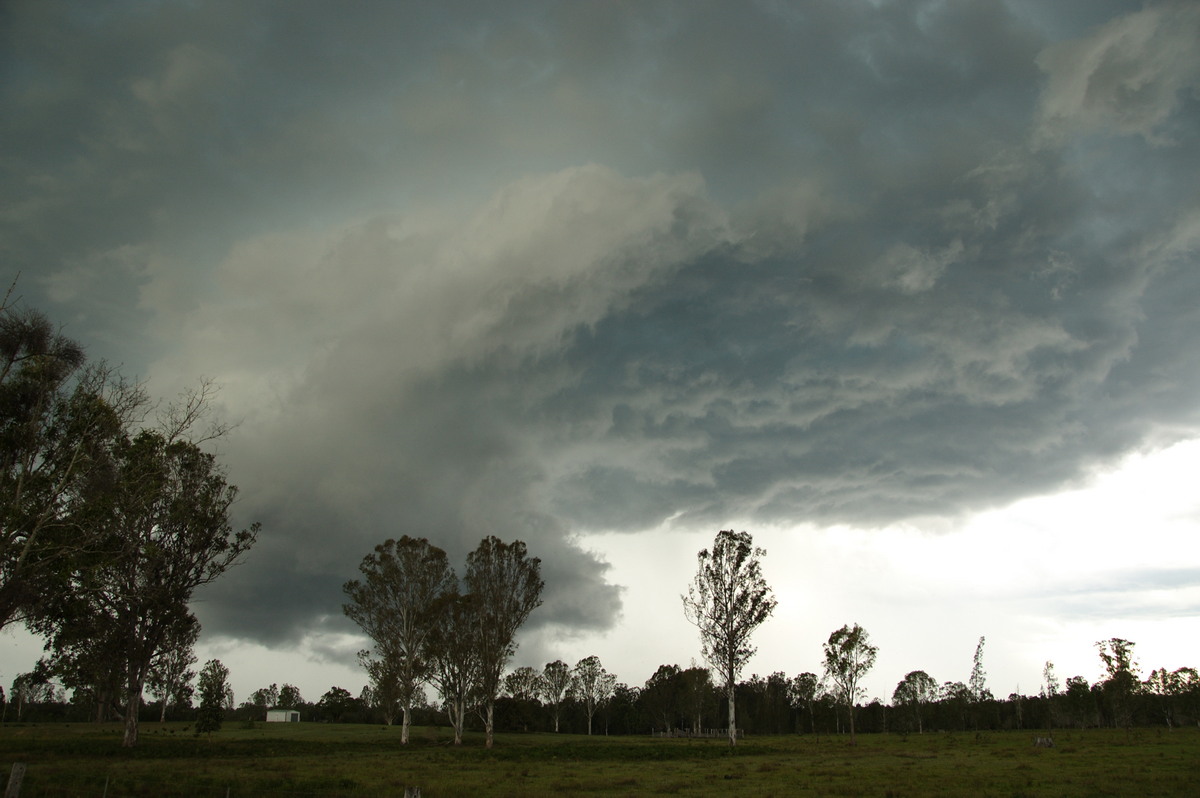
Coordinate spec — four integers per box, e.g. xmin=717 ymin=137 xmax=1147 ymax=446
xmin=0 ymin=722 xmax=1196 ymax=797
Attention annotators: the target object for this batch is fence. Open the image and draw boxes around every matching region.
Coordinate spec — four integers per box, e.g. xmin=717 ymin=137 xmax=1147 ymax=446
xmin=650 ymin=728 xmax=743 ymax=739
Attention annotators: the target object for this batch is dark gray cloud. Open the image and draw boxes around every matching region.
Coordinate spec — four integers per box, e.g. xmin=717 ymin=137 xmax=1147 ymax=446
xmin=4 ymin=1 xmax=1199 ymax=662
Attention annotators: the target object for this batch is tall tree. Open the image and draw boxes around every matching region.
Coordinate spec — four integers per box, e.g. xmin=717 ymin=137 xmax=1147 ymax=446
xmin=641 ymin=664 xmax=683 ymax=733
xmin=343 ymin=536 xmax=456 ymax=744
xmin=278 ymin=684 xmax=303 ymax=708
xmin=30 ymin=391 xmax=258 ymax=748
xmin=822 ymin=623 xmax=877 ymax=745
xmin=464 ymin=536 xmax=543 ymax=749
xmin=195 ymin=659 xmax=229 ymax=736
xmin=681 ymin=529 xmax=777 ymax=747
xmin=892 ymin=670 xmax=938 ymax=733
xmin=0 ymin=303 xmax=146 ymax=629
xmin=540 ymin=659 xmax=571 ymax=733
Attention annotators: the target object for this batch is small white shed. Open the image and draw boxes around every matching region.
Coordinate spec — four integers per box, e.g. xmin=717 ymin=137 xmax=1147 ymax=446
xmin=266 ymin=709 xmax=300 ymax=723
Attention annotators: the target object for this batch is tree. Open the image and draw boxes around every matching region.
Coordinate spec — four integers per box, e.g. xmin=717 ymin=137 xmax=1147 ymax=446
xmin=31 ymin=413 xmax=258 ymax=748
xmin=641 ymin=664 xmax=683 ymax=733
xmin=278 ymin=684 xmax=303 ymax=708
xmin=343 ymin=536 xmax=455 ymax=744
xmin=195 ymin=659 xmax=229 ymax=736
xmin=789 ymin=672 xmax=821 ymax=734
xmin=0 ymin=303 xmax=146 ymax=630
xmin=540 ymin=659 xmax=571 ymax=732
xmin=1096 ymin=637 xmax=1140 ymax=732
xmin=892 ymin=670 xmax=938 ymax=733
xmin=426 ymin=589 xmax=479 ymax=745
xmin=503 ymin=666 xmax=542 ymax=701
xmin=681 ymin=529 xmax=777 ymax=747
xmin=317 ymin=686 xmax=356 ymax=722
xmin=822 ymin=623 xmax=877 ymax=745
xmin=680 ymin=665 xmax=715 ymax=734
xmin=147 ymin=621 xmax=199 ymax=723
xmin=464 ymin=536 xmax=543 ymax=749
xmin=570 ymin=655 xmax=615 ymax=735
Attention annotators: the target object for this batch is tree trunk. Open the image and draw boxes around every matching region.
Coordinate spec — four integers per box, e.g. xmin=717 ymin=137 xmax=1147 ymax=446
xmin=159 ymin=697 xmax=168 ymax=724
xmin=401 ymin=704 xmax=411 ymax=744
xmin=727 ymin=688 xmax=737 ymax=747
xmin=122 ymin=683 xmax=143 ymax=748
xmin=484 ymin=701 xmax=495 ymax=749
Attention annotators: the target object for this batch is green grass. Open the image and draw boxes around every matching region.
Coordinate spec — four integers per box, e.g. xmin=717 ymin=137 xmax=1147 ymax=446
xmin=0 ymin=723 xmax=1197 ymax=796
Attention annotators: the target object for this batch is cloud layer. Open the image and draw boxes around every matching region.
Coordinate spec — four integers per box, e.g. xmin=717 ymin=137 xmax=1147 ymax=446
xmin=4 ymin=1 xmax=1199 ymax=663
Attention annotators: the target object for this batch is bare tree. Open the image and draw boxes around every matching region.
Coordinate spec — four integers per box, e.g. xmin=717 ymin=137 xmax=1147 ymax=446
xmin=823 ymin=623 xmax=877 ymax=745
xmin=343 ymin=536 xmax=456 ymax=743
xmin=465 ymin=536 xmax=543 ymax=749
xmin=681 ymin=529 xmax=776 ymax=747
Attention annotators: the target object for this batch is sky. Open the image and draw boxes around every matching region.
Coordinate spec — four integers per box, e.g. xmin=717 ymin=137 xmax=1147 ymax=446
xmin=2 ymin=0 xmax=1199 ymax=708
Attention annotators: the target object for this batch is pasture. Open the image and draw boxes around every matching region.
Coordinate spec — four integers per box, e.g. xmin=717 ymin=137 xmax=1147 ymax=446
xmin=0 ymin=722 xmax=1196 ymax=797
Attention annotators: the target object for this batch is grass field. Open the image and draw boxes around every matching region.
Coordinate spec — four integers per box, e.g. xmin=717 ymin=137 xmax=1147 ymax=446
xmin=0 ymin=722 xmax=1196 ymax=797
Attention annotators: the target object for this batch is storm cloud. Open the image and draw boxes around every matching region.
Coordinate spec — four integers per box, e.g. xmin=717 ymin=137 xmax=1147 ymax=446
xmin=4 ymin=1 xmax=1198 ymax=669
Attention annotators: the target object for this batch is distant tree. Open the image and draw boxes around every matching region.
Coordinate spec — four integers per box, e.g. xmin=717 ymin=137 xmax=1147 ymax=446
xmin=343 ymin=536 xmax=455 ymax=744
xmin=503 ymin=666 xmax=541 ymax=701
xmin=641 ymin=664 xmax=683 ymax=733
xmin=147 ymin=621 xmax=199 ymax=723
xmin=822 ymin=623 xmax=877 ymax=745
xmin=1063 ymin=675 xmax=1094 ymax=728
xmin=277 ymin=683 xmax=303 ymax=708
xmin=1096 ymin=637 xmax=1140 ymax=731
xmin=195 ymin=659 xmax=229 ymax=736
xmin=680 ymin=665 xmax=715 ymax=733
xmin=571 ymin=655 xmax=614 ymax=736
xmin=1040 ymin=660 xmax=1061 ymax=730
xmin=681 ymin=530 xmax=777 ymax=747
xmin=464 ymin=536 xmax=543 ymax=749
xmin=969 ymin=636 xmax=987 ymax=700
xmin=360 ymin=652 xmax=404 ymax=725
xmin=892 ymin=670 xmax=938 ymax=733
xmin=789 ymin=672 xmax=821 ymax=734
xmin=317 ymin=686 xmax=356 ymax=722
xmin=540 ymin=660 xmax=571 ymax=732
xmin=248 ymin=683 xmax=281 ymax=711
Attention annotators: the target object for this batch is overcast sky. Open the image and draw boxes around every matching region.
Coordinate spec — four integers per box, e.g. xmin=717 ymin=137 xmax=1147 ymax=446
xmin=3 ymin=0 xmax=1199 ymax=706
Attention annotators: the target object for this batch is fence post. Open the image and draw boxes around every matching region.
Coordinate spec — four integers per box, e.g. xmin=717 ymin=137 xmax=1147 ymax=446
xmin=4 ymin=763 xmax=26 ymax=798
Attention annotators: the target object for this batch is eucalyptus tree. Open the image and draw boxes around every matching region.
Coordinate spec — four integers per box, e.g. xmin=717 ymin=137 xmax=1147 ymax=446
xmin=465 ymin=536 xmax=543 ymax=749
xmin=570 ymin=655 xmax=616 ymax=735
xmin=147 ymin=620 xmax=199 ymax=723
xmin=0 ymin=304 xmax=146 ymax=629
xmin=540 ymin=659 xmax=571 ymax=732
xmin=426 ymin=588 xmax=480 ymax=745
xmin=343 ymin=536 xmax=456 ymax=743
xmin=822 ymin=623 xmax=877 ymax=745
xmin=1096 ymin=637 xmax=1140 ymax=731
xmin=892 ymin=670 xmax=938 ymax=733
xmin=503 ymin=666 xmax=542 ymax=701
xmin=682 ymin=529 xmax=776 ymax=747
xmin=789 ymin=672 xmax=821 ymax=734
xmin=30 ymin=392 xmax=258 ymax=748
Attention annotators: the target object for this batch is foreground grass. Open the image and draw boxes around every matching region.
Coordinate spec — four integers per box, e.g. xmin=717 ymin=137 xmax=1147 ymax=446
xmin=0 ymin=722 xmax=1196 ymax=796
